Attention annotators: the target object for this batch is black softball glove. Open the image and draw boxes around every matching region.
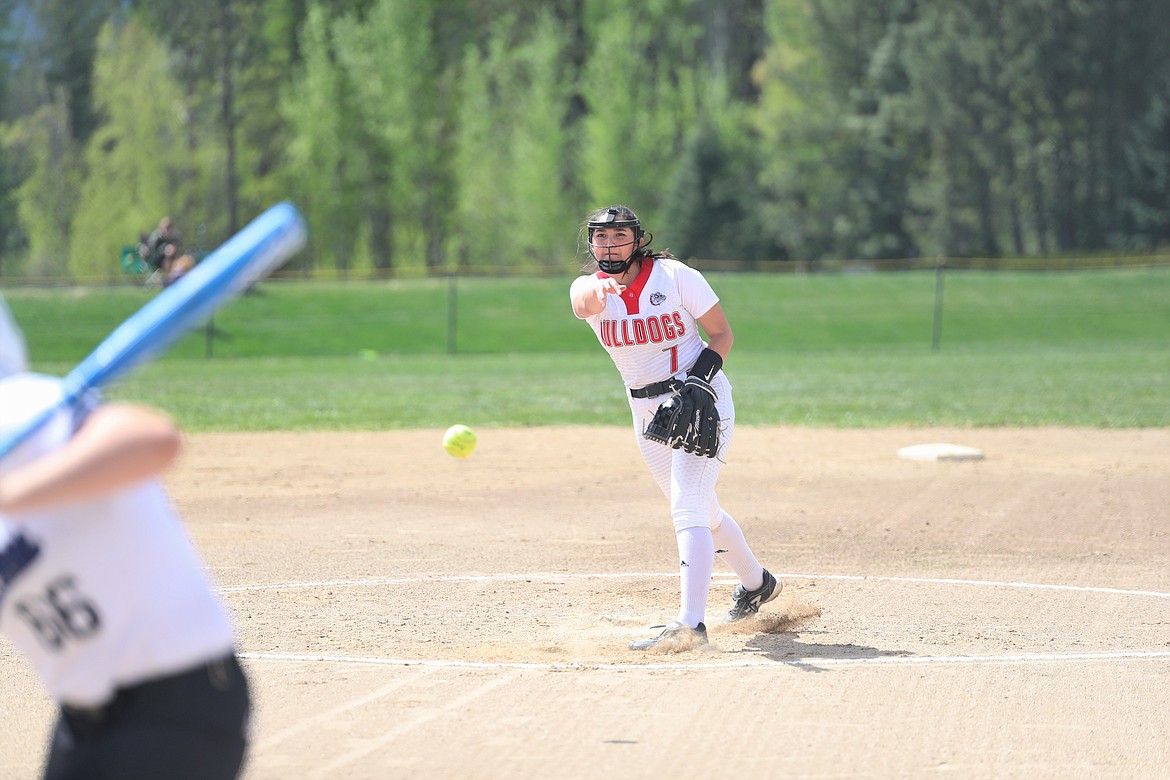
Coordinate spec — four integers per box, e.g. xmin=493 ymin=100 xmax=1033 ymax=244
xmin=643 ymin=392 xmax=686 ymax=447
xmin=676 ymin=376 xmax=720 ymax=457
xmin=643 ymin=348 xmax=724 ymax=457
xmin=643 ymin=376 xmax=721 ymax=458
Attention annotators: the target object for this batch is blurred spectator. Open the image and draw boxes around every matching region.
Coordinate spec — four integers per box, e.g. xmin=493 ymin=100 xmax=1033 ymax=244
xmin=142 ymin=217 xmax=196 ymax=287
xmin=145 ymin=217 xmax=180 ymax=277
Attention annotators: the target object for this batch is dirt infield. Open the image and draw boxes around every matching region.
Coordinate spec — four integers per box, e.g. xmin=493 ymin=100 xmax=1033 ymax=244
xmin=3 ymin=426 xmax=1169 ymax=779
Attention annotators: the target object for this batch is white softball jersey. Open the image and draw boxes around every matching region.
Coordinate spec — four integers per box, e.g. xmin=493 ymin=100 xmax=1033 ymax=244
xmin=575 ymin=257 xmax=735 ymax=530
xmin=577 ymin=256 xmax=719 ymax=391
xmin=0 ymin=374 xmax=237 ymax=708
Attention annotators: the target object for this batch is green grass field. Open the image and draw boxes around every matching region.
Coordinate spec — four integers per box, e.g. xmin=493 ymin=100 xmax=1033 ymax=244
xmin=3 ymin=267 xmax=1167 ymax=429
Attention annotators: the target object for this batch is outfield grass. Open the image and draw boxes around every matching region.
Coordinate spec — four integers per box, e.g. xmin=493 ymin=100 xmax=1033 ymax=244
xmin=4 ymin=267 xmax=1167 ymax=429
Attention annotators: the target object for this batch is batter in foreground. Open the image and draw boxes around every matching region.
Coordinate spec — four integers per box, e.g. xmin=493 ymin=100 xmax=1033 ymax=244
xmin=569 ymin=205 xmax=780 ymax=651
xmin=0 ymin=294 xmax=250 ymax=779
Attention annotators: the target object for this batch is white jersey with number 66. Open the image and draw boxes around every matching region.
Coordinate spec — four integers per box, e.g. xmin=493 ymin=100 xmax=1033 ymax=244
xmin=0 ymin=374 xmax=237 ymax=708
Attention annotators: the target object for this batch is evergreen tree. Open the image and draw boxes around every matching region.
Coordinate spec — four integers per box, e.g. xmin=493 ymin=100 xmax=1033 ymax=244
xmin=36 ymin=0 xmax=116 ymax=143
xmin=68 ymin=20 xmax=201 ymax=280
xmin=332 ymin=0 xmax=449 ymax=269
xmin=1120 ymin=73 xmax=1170 ymax=249
xmin=281 ymin=3 xmax=365 ymax=274
xmin=451 ymin=10 xmax=578 ymax=269
xmin=579 ymin=0 xmax=703 ymax=234
xmin=663 ymin=92 xmax=778 ymax=262
xmin=135 ymin=0 xmax=295 ymax=237
xmin=753 ymin=0 xmax=895 ymax=261
xmin=10 ymin=94 xmax=80 ymax=277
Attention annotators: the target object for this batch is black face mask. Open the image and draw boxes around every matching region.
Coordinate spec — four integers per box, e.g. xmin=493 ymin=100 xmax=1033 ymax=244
xmin=592 ymin=237 xmax=640 ymax=275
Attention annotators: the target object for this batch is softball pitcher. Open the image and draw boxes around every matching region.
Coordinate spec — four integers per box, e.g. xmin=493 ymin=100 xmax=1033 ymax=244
xmin=569 ymin=205 xmax=780 ymax=651
xmin=0 ymin=294 xmax=250 ymax=780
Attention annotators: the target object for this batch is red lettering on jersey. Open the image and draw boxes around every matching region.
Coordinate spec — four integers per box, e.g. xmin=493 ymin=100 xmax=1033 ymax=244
xmin=600 ymin=320 xmax=613 ymax=347
xmin=602 ymin=308 xmax=691 ymax=350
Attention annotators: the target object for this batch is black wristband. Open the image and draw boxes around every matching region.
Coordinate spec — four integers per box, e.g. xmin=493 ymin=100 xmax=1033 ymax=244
xmin=688 ymin=347 xmax=723 ymax=383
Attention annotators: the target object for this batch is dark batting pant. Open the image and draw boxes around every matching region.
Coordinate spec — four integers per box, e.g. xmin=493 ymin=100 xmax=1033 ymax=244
xmin=43 ymin=654 xmax=251 ymax=780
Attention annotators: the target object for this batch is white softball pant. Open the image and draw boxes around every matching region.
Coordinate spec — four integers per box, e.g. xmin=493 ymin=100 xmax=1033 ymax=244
xmin=629 ymin=371 xmax=734 ymax=532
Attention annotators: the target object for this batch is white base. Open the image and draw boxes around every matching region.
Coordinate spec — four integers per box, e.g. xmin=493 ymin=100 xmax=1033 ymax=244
xmin=897 ymin=443 xmax=985 ymax=462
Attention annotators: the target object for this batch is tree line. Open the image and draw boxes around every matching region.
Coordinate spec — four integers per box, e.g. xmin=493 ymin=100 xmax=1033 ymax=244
xmin=2 ymin=0 xmax=1168 ymax=281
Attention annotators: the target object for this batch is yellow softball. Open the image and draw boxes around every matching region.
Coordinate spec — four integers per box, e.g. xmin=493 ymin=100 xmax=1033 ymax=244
xmin=442 ymin=424 xmax=477 ymax=458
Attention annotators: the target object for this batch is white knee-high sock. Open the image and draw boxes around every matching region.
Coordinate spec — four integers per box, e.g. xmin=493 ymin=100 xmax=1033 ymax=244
xmin=676 ymin=526 xmax=714 ymax=628
xmin=711 ymin=511 xmax=765 ymax=591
